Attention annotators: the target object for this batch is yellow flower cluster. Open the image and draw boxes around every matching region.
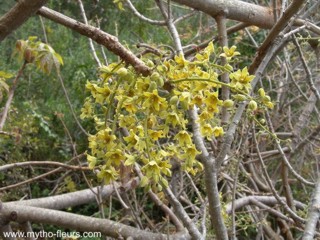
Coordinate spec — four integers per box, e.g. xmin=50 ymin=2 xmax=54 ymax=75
xmin=81 ymin=42 xmax=272 ymax=190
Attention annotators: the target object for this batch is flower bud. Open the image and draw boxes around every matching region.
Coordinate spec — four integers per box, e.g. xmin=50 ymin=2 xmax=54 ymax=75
xmin=117 ymin=68 xmax=128 ymax=78
xmin=233 ymin=94 xmax=247 ymax=101
xmin=223 ymin=99 xmax=234 ymax=108
xmin=258 ymin=88 xmax=265 ymax=97
xmin=248 ymin=100 xmax=258 ymax=111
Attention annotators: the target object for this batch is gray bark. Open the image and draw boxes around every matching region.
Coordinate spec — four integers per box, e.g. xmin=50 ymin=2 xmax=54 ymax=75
xmin=303 ymin=177 xmax=320 ymax=240
xmin=0 ymin=0 xmax=47 ymax=41
xmin=172 ymin=0 xmax=273 ymax=28
xmin=0 ymin=203 xmax=190 ymax=240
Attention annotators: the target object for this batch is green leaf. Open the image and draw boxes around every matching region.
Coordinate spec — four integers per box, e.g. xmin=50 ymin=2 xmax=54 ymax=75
xmin=160 ymin=177 xmax=169 ymax=188
xmin=140 ymin=176 xmax=149 ymax=187
xmin=54 ymin=52 xmax=64 ymax=65
xmin=28 ymin=36 xmax=38 ymax=42
xmin=0 ymin=71 xmax=14 ymax=79
xmin=0 ymin=79 xmax=9 ymax=92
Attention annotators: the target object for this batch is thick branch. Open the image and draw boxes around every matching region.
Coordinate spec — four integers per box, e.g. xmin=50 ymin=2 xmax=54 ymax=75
xmin=188 ymin=108 xmax=228 ymax=240
xmin=303 ymin=177 xmax=320 ymax=240
xmin=0 ymin=203 xmax=189 ymax=240
xmin=9 ymin=178 xmax=139 ymax=210
xmin=172 ymin=0 xmax=273 ymax=29
xmin=37 ymin=7 xmax=151 ymax=76
xmin=0 ymin=0 xmax=48 ymax=41
xmin=249 ymin=0 xmax=306 ymax=72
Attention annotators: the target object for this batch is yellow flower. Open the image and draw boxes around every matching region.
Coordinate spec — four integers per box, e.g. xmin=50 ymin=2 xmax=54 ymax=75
xmin=204 ymin=90 xmax=222 ymax=113
xmin=148 ymin=129 xmax=164 ymax=141
xmin=195 ymin=42 xmax=215 ymax=61
xmin=191 ymin=95 xmax=204 ymax=106
xmin=142 ymin=160 xmax=161 ymax=181
xmin=87 ymin=154 xmax=97 ymax=169
xmin=147 ymin=115 xmax=158 ymax=128
xmin=124 ymin=154 xmax=135 ymax=166
xmin=88 ymin=135 xmax=98 ymax=152
xmin=199 ymin=110 xmax=211 ymax=122
xmin=143 ymin=89 xmax=167 ymax=112
xmin=213 ymin=126 xmax=224 ymax=137
xmin=105 ymin=149 xmax=124 ymax=166
xmin=179 ymin=92 xmax=192 ymax=110
xmin=193 ymin=81 xmax=209 ymax=92
xmin=97 ymin=166 xmax=119 ymax=184
xmin=119 ymin=114 xmax=136 ymax=129
xmin=124 ymin=129 xmax=140 ymax=149
xmin=184 ymin=145 xmax=201 ymax=164
xmin=122 ymin=97 xmax=138 ymax=113
xmin=220 ymin=46 xmax=240 ymax=60
xmin=166 ymin=112 xmax=180 ymax=127
xmin=230 ymin=67 xmax=254 ymax=84
xmin=88 ymin=83 xmax=111 ymax=104
xmin=136 ymin=79 xmax=150 ymax=93
xmin=230 ymin=67 xmax=255 ymax=93
xmin=174 ymin=130 xmax=192 ymax=146
xmin=80 ymin=100 xmax=93 ymax=119
xmin=201 ymin=123 xmax=214 ymax=139
xmin=96 ymin=129 xmax=116 ymax=149
xmin=174 ymin=54 xmax=188 ymax=67
xmin=85 ymin=81 xmax=94 ymax=91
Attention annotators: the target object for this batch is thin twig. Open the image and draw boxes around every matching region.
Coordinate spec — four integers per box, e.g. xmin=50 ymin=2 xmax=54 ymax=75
xmin=56 ymin=69 xmax=89 ymax=136
xmin=0 ymin=62 xmax=27 ymax=130
xmin=76 ymin=0 xmax=101 ymax=67
xmin=252 ymin=124 xmax=305 ymax=223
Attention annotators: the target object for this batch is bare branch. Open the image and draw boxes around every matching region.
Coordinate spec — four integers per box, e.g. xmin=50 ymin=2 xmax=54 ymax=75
xmin=0 ymin=62 xmax=26 ymax=131
xmin=303 ymin=177 xmax=320 ymax=240
xmin=0 ymin=160 xmax=88 ymax=172
xmin=125 ymin=0 xmax=166 ymax=25
xmin=215 ymin=14 xmax=230 ymax=125
xmin=0 ymin=203 xmax=189 ymax=240
xmin=37 ymin=7 xmax=151 ymax=76
xmin=225 ymin=195 xmax=306 ymax=214
xmin=249 ymin=0 xmax=306 ymax=73
xmin=164 ymin=187 xmax=202 ymax=240
xmin=9 ymin=178 xmax=139 ymax=211
xmin=171 ymin=0 xmax=274 ymax=29
xmin=76 ymin=0 xmax=102 ymax=67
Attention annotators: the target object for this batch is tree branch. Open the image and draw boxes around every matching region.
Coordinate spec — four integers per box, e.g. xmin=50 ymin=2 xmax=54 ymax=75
xmin=37 ymin=7 xmax=151 ymax=76
xmin=8 ymin=178 xmax=139 ymax=210
xmin=303 ymin=177 xmax=320 ymax=240
xmin=0 ymin=203 xmax=189 ymax=240
xmin=249 ymin=0 xmax=306 ymax=73
xmin=0 ymin=0 xmax=48 ymax=41
xmin=172 ymin=0 xmax=273 ymax=29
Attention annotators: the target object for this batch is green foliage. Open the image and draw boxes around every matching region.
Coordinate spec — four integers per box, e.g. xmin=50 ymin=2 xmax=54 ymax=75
xmin=15 ymin=36 xmax=63 ymax=73
xmin=0 ymin=71 xmax=12 ymax=103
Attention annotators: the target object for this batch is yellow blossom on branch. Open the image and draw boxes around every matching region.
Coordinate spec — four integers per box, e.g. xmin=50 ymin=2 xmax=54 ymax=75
xmin=213 ymin=126 xmax=224 ymax=137
xmin=174 ymin=130 xmax=192 ymax=146
xmin=143 ymin=89 xmax=167 ymax=112
xmin=220 ymin=46 xmax=240 ymax=60
xmin=105 ymin=149 xmax=125 ymax=166
xmin=87 ymin=154 xmax=97 ymax=169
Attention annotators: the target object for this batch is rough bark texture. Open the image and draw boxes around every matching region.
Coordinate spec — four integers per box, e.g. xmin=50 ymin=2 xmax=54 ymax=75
xmin=37 ymin=7 xmax=151 ymax=76
xmin=0 ymin=203 xmax=190 ymax=240
xmin=0 ymin=0 xmax=48 ymax=41
xmin=303 ymin=177 xmax=320 ymax=239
